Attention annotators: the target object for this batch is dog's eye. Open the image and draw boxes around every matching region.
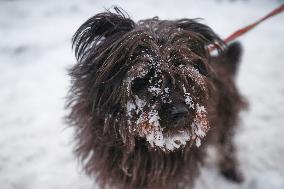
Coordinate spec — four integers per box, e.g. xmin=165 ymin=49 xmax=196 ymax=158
xmin=173 ymin=58 xmax=183 ymax=67
xmin=132 ymin=78 xmax=147 ymax=92
xmin=193 ymin=59 xmax=207 ymax=76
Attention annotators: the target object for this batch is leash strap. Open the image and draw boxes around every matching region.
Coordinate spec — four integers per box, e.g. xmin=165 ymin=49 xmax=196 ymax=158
xmin=224 ymin=3 xmax=284 ymax=43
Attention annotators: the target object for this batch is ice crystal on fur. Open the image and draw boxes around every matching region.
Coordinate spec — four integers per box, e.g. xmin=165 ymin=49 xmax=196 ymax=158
xmin=196 ymin=103 xmax=206 ymax=113
xmin=182 ymin=84 xmax=195 ymax=109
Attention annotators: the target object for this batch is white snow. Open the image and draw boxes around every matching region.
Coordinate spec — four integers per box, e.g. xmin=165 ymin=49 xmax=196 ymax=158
xmin=196 ymin=138 xmax=202 ymax=148
xmin=147 ymin=109 xmax=161 ymax=127
xmin=145 ymin=121 xmax=192 ymax=151
xmin=196 ymin=103 xmax=206 ymax=114
xmin=145 ymin=128 xmax=164 ymax=148
xmin=164 ymin=87 xmax=170 ymax=93
xmin=1 ymin=0 xmax=284 ymax=189
xmin=182 ymin=84 xmax=195 ymax=108
xmin=162 ymin=131 xmax=191 ymax=151
xmin=148 ymin=85 xmax=162 ymax=96
xmin=193 ymin=123 xmax=206 ymax=138
xmin=127 ymin=101 xmax=137 ymax=115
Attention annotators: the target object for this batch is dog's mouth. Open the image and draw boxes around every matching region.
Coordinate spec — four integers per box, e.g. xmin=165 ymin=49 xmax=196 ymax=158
xmin=126 ymin=95 xmax=209 ymax=152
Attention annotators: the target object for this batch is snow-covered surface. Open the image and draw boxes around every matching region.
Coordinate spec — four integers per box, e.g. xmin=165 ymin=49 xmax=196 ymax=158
xmin=1 ymin=0 xmax=284 ymax=189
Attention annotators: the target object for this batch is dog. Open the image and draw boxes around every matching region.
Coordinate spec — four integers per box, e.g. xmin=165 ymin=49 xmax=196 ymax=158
xmin=66 ymin=7 xmax=247 ymax=189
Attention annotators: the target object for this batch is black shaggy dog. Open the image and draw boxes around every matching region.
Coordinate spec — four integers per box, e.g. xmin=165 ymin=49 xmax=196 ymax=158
xmin=67 ymin=7 xmax=246 ymax=189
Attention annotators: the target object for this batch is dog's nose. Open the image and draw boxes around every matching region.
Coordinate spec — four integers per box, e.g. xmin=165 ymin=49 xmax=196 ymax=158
xmin=169 ymin=104 xmax=188 ymax=124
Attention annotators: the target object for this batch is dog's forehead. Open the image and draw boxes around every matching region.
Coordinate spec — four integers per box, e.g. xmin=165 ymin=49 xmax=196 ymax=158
xmin=138 ymin=19 xmax=176 ymax=30
xmin=132 ymin=19 xmax=211 ymax=62
xmin=137 ymin=19 xmax=178 ymax=39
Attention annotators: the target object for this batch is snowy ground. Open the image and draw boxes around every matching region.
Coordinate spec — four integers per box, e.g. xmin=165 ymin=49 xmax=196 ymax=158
xmin=0 ymin=0 xmax=284 ymax=189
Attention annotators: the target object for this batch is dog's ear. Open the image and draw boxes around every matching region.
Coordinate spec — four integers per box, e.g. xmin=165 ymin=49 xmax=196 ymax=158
xmin=223 ymin=42 xmax=243 ymax=75
xmin=177 ymin=19 xmax=223 ymax=45
xmin=72 ymin=7 xmax=135 ymax=60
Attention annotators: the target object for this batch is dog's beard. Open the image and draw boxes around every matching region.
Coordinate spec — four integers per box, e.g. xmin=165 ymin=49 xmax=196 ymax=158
xmin=115 ymin=54 xmax=211 ymax=152
xmin=125 ymin=93 xmax=209 ymax=152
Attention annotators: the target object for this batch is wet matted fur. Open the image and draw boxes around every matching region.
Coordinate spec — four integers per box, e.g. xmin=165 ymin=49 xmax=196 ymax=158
xmin=66 ymin=7 xmax=247 ymax=189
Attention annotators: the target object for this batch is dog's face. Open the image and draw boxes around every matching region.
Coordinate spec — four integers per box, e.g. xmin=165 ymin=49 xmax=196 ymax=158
xmin=122 ymin=33 xmax=212 ymax=152
xmin=70 ymin=9 xmax=225 ymax=153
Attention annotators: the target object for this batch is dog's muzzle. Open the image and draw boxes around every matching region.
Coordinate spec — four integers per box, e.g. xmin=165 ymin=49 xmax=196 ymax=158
xmin=168 ymin=103 xmax=189 ymax=127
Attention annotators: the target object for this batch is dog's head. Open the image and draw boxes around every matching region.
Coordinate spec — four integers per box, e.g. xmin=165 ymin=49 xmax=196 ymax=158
xmin=68 ymin=8 xmax=230 ymax=153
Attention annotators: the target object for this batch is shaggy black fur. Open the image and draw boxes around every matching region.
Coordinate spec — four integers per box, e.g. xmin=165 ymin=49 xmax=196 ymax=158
xmin=66 ymin=7 xmax=246 ymax=189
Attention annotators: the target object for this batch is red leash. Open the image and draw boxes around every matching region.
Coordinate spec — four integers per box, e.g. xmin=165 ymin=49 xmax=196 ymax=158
xmin=224 ymin=3 xmax=284 ymax=43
